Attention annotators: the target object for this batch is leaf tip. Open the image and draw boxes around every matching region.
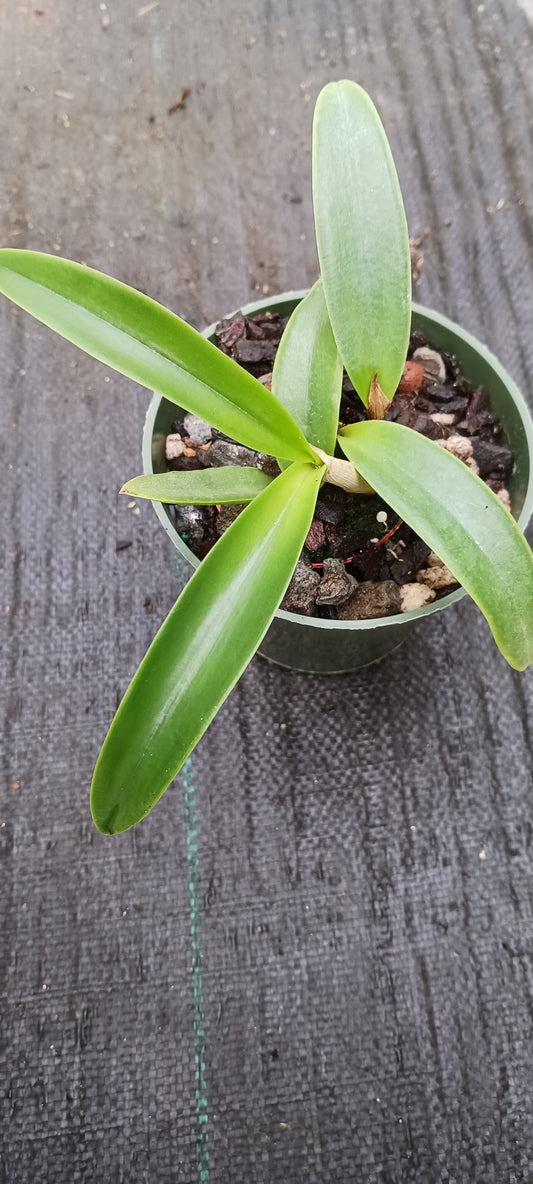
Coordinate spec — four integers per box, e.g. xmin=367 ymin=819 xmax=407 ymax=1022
xmin=91 ymin=804 xmax=118 ymax=836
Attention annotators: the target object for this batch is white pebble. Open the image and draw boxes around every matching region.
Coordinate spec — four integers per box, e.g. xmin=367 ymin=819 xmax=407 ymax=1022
xmin=165 ymin=433 xmax=186 ymax=460
xmin=416 ymin=564 xmax=457 ymax=590
xmin=400 ymin=583 xmax=436 ymax=612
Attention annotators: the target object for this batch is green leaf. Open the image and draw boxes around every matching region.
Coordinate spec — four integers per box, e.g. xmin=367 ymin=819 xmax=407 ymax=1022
xmin=0 ymin=249 xmax=317 ymax=464
xmin=91 ymin=459 xmax=325 ymax=833
xmin=312 ymin=80 xmax=411 ymax=403
xmin=339 ymin=420 xmax=533 ymax=670
xmin=121 ymin=465 xmax=273 ymax=504
xmin=271 ymin=279 xmax=343 ymax=456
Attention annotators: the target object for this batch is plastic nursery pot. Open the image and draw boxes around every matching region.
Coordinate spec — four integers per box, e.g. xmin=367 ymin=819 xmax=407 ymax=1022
xmin=143 ymin=292 xmax=533 ymax=674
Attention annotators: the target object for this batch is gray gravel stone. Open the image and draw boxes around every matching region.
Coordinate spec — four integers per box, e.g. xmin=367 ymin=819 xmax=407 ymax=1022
xmin=209 ymin=439 xmax=258 ymax=467
xmin=315 ymin=558 xmax=357 ymax=606
xmin=255 ymin=452 xmax=281 ymax=477
xmin=215 ymin=504 xmax=246 ymax=536
xmin=281 ymin=559 xmax=321 ymax=616
xmin=234 ymin=338 xmax=277 ymax=365
xmin=173 ymin=505 xmax=210 ymax=544
xmin=337 ymin=580 xmax=402 ymax=620
xmin=183 ymin=413 xmax=213 ymax=444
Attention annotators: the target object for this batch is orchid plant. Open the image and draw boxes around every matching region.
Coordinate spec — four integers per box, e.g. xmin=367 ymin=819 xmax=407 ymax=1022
xmin=1 ymin=81 xmax=532 ymax=834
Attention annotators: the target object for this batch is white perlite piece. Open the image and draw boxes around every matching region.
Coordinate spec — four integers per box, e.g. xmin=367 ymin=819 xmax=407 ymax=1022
xmin=165 ymin=433 xmax=186 ymax=460
xmin=400 ymin=583 xmax=436 ymax=612
xmin=497 ymin=487 xmax=512 ymax=512
xmin=437 ymin=433 xmax=472 ymax=460
xmin=430 ymin=412 xmax=456 ymax=426
xmin=416 ymin=563 xmax=457 ymax=590
xmin=437 ymin=434 xmax=480 ymax=474
xmin=412 ymin=346 xmax=446 ymax=382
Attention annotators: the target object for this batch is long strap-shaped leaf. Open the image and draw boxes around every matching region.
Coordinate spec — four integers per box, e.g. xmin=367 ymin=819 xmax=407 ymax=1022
xmin=339 ymin=421 xmax=533 ymax=670
xmin=271 ymin=280 xmax=343 ymax=456
xmin=312 ymin=81 xmax=411 ymax=403
xmin=0 ymin=249 xmax=316 ymax=464
xmin=91 ymin=460 xmax=325 ymax=833
xmin=122 ymin=466 xmax=273 ymax=504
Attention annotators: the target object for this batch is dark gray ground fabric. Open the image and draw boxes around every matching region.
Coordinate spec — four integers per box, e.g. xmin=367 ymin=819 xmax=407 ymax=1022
xmin=2 ymin=1 xmax=533 ymax=1180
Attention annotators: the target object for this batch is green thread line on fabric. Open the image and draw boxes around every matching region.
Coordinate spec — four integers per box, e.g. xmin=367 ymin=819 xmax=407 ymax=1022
xmin=182 ymin=756 xmax=210 ymax=1183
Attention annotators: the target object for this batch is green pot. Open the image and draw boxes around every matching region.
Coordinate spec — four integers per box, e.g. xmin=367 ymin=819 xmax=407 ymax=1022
xmin=143 ymin=294 xmax=533 ymax=673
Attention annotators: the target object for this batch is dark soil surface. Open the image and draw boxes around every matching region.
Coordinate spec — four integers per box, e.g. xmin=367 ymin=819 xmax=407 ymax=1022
xmin=166 ymin=309 xmax=514 ymax=620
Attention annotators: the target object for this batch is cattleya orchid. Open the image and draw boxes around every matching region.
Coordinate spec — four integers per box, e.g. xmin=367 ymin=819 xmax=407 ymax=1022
xmin=0 ymin=80 xmax=532 ymax=833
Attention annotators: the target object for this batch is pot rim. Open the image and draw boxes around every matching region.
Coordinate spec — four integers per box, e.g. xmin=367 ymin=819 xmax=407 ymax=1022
xmin=142 ymin=293 xmax=533 ymax=634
